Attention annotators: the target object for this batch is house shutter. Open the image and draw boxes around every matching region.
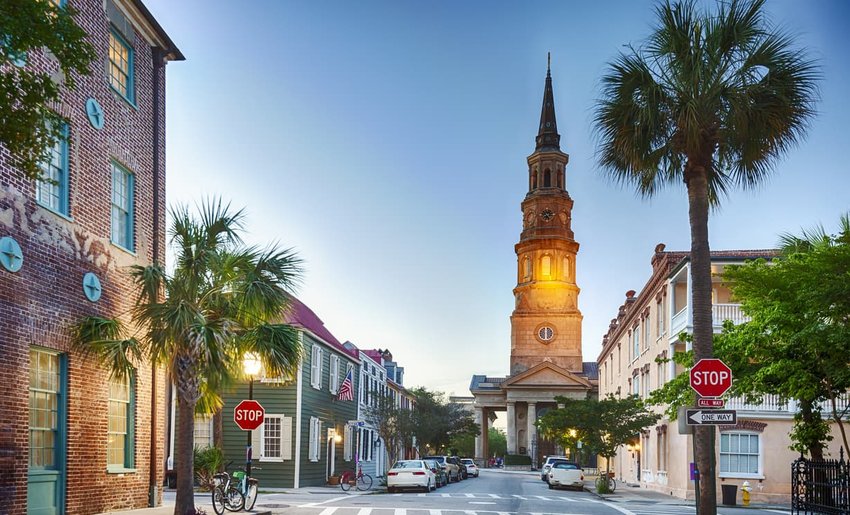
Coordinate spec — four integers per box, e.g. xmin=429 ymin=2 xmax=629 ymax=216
xmin=343 ymin=424 xmax=352 ymax=461
xmin=282 ymin=416 xmax=293 ymax=460
xmin=252 ymin=423 xmax=263 ymax=460
xmin=311 ymin=347 xmax=320 ymax=388
xmin=330 ymin=355 xmax=339 ymax=393
xmin=308 ymin=416 xmax=317 ymax=461
xmin=318 ymin=420 xmax=323 ymax=460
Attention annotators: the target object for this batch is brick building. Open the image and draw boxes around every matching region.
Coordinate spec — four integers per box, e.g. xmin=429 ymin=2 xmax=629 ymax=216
xmin=0 ymin=1 xmax=182 ymax=513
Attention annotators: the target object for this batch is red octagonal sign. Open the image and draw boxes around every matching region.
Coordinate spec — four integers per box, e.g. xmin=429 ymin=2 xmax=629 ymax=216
xmin=234 ymin=399 xmax=265 ymax=431
xmin=690 ymin=358 xmax=732 ymax=398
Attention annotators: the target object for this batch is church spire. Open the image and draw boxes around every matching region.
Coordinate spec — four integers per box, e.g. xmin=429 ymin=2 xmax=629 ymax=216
xmin=535 ymin=52 xmax=561 ymax=151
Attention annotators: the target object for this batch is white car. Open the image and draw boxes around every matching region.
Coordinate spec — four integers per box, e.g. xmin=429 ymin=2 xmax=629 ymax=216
xmin=540 ymin=455 xmax=569 ymax=481
xmin=547 ymin=461 xmax=584 ymax=490
xmin=460 ymin=458 xmax=479 ymax=477
xmin=387 ymin=460 xmax=436 ymax=493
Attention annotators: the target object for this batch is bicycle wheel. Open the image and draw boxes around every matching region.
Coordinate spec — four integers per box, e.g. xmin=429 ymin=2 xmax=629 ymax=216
xmin=212 ymin=486 xmax=226 ymax=515
xmin=356 ymin=473 xmax=373 ymax=491
xmin=245 ymin=479 xmax=259 ymax=510
xmin=340 ymin=471 xmax=353 ymax=492
xmin=608 ymin=477 xmax=616 ymax=492
xmin=224 ymin=485 xmax=245 ymax=512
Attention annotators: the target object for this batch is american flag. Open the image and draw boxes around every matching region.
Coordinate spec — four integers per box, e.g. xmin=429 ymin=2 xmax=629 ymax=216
xmin=337 ymin=368 xmax=354 ymax=401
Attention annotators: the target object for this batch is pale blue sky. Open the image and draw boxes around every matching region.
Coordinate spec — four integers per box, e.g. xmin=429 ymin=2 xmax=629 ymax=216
xmin=149 ymin=0 xmax=850 ymax=399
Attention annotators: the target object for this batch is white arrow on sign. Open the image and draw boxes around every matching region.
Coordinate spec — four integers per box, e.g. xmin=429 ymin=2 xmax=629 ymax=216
xmin=347 ymin=419 xmax=366 ymax=427
xmin=686 ymin=409 xmax=737 ymax=425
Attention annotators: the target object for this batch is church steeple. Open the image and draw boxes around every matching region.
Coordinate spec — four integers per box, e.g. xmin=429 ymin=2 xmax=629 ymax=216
xmin=535 ymin=53 xmax=561 ymax=151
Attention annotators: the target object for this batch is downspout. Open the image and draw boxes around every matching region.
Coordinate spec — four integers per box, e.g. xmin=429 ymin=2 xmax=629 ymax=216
xmin=149 ymin=45 xmax=165 ymax=507
xmin=294 ymin=332 xmax=304 ymax=488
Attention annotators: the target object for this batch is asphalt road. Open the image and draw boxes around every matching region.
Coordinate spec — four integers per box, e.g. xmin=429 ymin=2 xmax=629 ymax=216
xmin=236 ymin=470 xmax=788 ymax=515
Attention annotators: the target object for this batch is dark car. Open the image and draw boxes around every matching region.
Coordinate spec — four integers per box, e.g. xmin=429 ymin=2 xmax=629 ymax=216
xmin=424 ymin=458 xmax=448 ymax=487
xmin=450 ymin=456 xmax=468 ymax=479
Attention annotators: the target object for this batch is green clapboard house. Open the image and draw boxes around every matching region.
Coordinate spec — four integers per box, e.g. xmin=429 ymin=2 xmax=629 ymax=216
xmin=221 ymin=296 xmax=360 ymax=487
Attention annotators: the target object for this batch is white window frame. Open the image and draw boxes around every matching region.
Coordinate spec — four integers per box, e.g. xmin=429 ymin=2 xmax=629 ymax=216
xmin=329 ymin=355 xmax=340 ymax=394
xmin=310 ymin=346 xmax=323 ymax=390
xmin=193 ymin=414 xmax=214 ymax=449
xmin=255 ymin=414 xmax=292 ymax=462
xmin=719 ymin=431 xmax=763 ymax=479
xmin=343 ymin=424 xmax=353 ymax=461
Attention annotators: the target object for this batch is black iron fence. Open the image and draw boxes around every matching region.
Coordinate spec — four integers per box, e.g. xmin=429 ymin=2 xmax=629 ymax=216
xmin=792 ymin=447 xmax=849 ymax=514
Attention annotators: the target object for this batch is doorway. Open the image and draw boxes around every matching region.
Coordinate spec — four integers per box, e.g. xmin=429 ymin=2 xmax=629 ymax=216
xmin=27 ymin=348 xmax=66 ymax=515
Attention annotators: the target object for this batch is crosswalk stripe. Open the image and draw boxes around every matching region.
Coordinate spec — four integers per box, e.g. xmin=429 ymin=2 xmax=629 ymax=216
xmin=465 ymin=493 xmax=476 ymax=498
xmin=417 ymin=493 xmax=427 ymax=497
xmin=394 ymin=509 xmax=406 ymax=515
xmin=429 ymin=510 xmax=440 ymax=515
xmin=512 ymin=495 xmax=529 ymax=500
xmin=440 ymin=493 xmax=450 ymax=497
xmin=317 ymin=508 xmax=337 ymax=515
xmin=488 ymin=494 xmax=503 ymax=499
xmin=356 ymin=509 xmax=371 ymax=515
xmin=533 ymin=495 xmax=550 ymax=500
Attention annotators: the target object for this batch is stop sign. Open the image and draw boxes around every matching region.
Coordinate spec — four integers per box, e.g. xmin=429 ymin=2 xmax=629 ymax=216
xmin=690 ymin=359 xmax=732 ymax=397
xmin=234 ymin=400 xmax=265 ymax=431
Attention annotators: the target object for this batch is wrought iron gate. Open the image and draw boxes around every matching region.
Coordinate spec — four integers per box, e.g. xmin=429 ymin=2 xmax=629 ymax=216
xmin=792 ymin=447 xmax=849 ymax=514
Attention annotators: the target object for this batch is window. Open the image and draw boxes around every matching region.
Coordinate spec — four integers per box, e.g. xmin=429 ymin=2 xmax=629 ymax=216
xmin=657 ymin=298 xmax=665 ymax=337
xmin=562 ymin=256 xmax=570 ymax=280
xmin=108 ymin=374 xmax=135 ymax=470
xmin=523 ymin=257 xmax=531 ymax=280
xmin=308 ymin=417 xmax=322 ymax=462
xmin=343 ymin=424 xmax=353 ymax=461
xmin=329 ymin=355 xmax=340 ymax=393
xmin=537 ymin=326 xmax=554 ymax=341
xmin=644 ymin=317 xmax=651 ymax=349
xmin=255 ymin=415 xmax=292 ymax=461
xmin=632 ymin=328 xmax=640 ymax=360
xmin=110 ymin=162 xmax=134 ymax=250
xmin=543 ymin=169 xmax=551 ymax=187
xmin=358 ymin=428 xmax=373 ymax=461
xmin=310 ymin=345 xmax=323 ymax=389
xmin=720 ymin=432 xmax=760 ymax=476
xmin=36 ymin=122 xmax=69 ymax=215
xmin=193 ymin=414 xmax=213 ymax=448
xmin=541 ymin=255 xmax=551 ymax=277
xmin=108 ymin=29 xmax=134 ymax=103
xmin=632 ymin=375 xmax=640 ymax=397
xmin=29 ymin=349 xmax=62 ymax=470
xmin=643 ymin=371 xmax=650 ymax=398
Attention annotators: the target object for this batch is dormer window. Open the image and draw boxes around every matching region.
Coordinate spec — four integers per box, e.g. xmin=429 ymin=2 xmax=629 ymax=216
xmin=543 ymin=169 xmax=552 ymax=187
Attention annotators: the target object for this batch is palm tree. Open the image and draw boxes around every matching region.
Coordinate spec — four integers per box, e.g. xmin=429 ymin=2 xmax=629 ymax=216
xmin=73 ymin=199 xmax=303 ymax=514
xmin=592 ymin=0 xmax=818 ymax=512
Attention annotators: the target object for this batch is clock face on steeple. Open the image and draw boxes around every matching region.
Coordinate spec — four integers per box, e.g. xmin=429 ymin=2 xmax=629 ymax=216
xmin=540 ymin=209 xmax=554 ymax=221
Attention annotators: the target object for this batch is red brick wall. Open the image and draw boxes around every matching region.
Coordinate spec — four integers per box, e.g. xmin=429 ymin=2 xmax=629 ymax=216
xmin=0 ymin=0 xmax=172 ymax=512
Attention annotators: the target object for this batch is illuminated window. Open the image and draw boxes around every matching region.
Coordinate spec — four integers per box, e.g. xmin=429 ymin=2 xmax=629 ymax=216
xmin=108 ymin=29 xmax=134 ymax=103
xmin=562 ymin=256 xmax=570 ymax=280
xmin=108 ymin=374 xmax=135 ymax=470
xmin=541 ymin=255 xmax=551 ymax=277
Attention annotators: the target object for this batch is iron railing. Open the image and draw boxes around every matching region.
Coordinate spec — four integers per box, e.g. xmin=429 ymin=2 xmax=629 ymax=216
xmin=792 ymin=447 xmax=849 ymax=514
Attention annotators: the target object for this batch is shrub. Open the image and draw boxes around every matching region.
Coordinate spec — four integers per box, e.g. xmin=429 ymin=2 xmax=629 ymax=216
xmin=504 ymin=454 xmax=532 ymax=466
xmin=194 ymin=446 xmax=224 ymax=491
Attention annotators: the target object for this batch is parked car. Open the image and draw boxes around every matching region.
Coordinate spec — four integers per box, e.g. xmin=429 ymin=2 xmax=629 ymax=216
xmin=547 ymin=461 xmax=584 ymax=490
xmin=450 ymin=456 xmax=468 ymax=479
xmin=424 ymin=456 xmax=461 ymax=482
xmin=387 ymin=460 xmax=436 ymax=493
xmin=540 ymin=455 xmax=570 ymax=482
xmin=460 ymin=458 xmax=479 ymax=477
xmin=424 ymin=458 xmax=448 ymax=488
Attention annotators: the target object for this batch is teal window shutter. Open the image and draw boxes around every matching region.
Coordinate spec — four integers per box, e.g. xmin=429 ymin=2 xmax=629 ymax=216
xmin=110 ymin=162 xmax=134 ymax=251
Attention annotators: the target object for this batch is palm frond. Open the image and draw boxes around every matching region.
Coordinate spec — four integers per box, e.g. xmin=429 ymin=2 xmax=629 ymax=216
xmin=241 ymin=323 xmax=302 ymax=380
xmin=71 ymin=316 xmax=141 ymax=380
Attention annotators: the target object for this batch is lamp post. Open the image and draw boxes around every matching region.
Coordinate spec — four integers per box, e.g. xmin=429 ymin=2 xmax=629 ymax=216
xmin=243 ymin=353 xmax=262 ymax=477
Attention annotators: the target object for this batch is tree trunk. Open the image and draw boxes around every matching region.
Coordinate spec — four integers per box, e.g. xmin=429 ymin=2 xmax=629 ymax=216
xmin=685 ymin=164 xmax=717 ymax=515
xmin=174 ymin=394 xmax=197 ymax=515
xmin=213 ymin=408 xmax=223 ymax=449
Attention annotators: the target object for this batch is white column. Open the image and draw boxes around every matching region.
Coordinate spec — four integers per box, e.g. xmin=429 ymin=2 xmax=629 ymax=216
xmin=474 ymin=407 xmax=484 ymax=461
xmin=527 ymin=402 xmax=537 ymax=461
xmin=506 ymin=402 xmax=517 ymax=454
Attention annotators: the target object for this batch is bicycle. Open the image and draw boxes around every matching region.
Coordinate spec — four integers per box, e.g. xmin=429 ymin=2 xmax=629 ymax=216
xmin=340 ymin=464 xmax=372 ymax=492
xmin=605 ymin=471 xmax=617 ymax=492
xmin=211 ymin=461 xmax=260 ymax=513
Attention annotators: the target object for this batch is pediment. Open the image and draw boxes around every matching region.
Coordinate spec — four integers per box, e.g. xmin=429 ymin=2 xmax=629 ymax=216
xmin=503 ymin=361 xmax=592 ymax=389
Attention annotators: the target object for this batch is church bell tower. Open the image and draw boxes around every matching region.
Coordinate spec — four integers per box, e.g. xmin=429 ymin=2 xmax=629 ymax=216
xmin=510 ymin=57 xmax=583 ymax=375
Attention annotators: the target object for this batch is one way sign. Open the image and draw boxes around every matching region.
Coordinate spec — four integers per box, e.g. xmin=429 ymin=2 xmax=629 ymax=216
xmin=686 ymin=409 xmax=737 ymax=426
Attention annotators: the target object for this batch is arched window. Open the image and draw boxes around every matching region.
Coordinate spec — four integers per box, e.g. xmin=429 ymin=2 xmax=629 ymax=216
xmin=523 ymin=257 xmax=532 ymax=280
xmin=541 ymin=255 xmax=551 ymax=277
xmin=563 ymin=256 xmax=570 ymax=280
xmin=543 ymin=169 xmax=552 ymax=187
xmin=558 ymin=171 xmax=564 ymax=189
xmin=532 ymin=172 xmax=537 ymax=189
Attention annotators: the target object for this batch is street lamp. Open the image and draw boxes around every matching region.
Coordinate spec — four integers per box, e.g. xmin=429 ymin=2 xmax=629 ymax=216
xmin=243 ymin=353 xmax=262 ymax=477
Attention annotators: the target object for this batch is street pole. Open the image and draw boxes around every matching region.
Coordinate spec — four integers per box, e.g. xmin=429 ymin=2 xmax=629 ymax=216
xmin=246 ymin=376 xmax=253 ymax=477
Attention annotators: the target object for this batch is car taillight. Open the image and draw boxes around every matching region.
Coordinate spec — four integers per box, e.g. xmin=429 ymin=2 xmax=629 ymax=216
xmin=388 ymin=472 xmax=398 ymax=476
xmin=413 ymin=471 xmax=426 ymax=475
xmin=431 ymin=468 xmax=438 ymax=473
xmin=581 ymin=475 xmax=584 ymax=480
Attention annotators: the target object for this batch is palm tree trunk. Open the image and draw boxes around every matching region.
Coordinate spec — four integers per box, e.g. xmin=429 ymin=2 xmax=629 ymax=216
xmin=174 ymin=394 xmax=197 ymax=515
xmin=686 ymin=164 xmax=717 ymax=515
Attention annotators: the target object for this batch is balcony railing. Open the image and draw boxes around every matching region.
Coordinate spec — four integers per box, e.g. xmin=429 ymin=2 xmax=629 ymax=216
xmin=726 ymin=395 xmax=791 ymax=412
xmin=713 ymin=303 xmax=750 ymax=327
xmin=671 ymin=307 xmax=688 ymax=336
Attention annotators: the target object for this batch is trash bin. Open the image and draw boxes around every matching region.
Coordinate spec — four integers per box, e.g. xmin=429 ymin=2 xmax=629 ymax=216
xmin=721 ymin=484 xmax=738 ymax=506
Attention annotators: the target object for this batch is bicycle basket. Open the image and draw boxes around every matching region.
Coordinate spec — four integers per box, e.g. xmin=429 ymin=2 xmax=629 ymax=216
xmin=213 ymin=473 xmax=227 ymax=487
xmin=232 ymin=471 xmax=246 ymax=481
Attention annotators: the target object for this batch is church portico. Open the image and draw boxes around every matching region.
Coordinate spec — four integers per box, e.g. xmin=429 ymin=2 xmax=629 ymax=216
xmin=470 ymin=57 xmax=598 ymax=467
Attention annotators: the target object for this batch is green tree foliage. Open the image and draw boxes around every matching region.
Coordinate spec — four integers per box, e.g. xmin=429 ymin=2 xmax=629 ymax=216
xmin=72 ymin=199 xmax=304 ymax=515
xmin=409 ymin=388 xmax=479 ymax=455
xmin=593 ymin=1 xmax=819 ymax=510
xmin=448 ymin=427 xmax=506 ymax=459
xmin=365 ymin=389 xmax=416 ymax=466
xmin=650 ymin=214 xmax=850 ymax=459
xmin=1 ymin=0 xmax=96 ymax=180
xmin=536 ymin=395 xmax=660 ymax=472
